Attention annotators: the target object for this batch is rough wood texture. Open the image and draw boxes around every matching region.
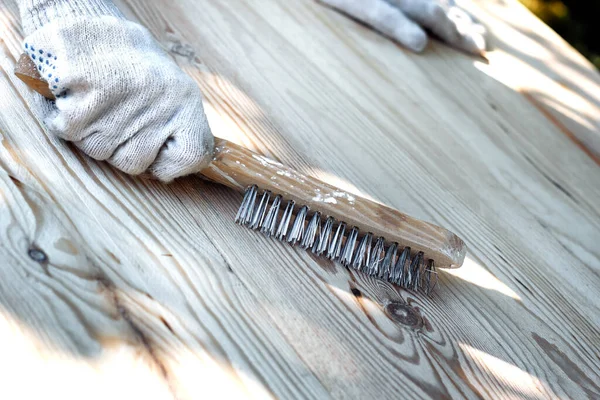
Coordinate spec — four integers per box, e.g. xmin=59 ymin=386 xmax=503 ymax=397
xmin=0 ymin=0 xmax=599 ymax=399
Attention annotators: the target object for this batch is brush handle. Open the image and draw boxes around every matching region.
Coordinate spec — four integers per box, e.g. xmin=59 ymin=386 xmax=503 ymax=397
xmin=14 ymin=53 xmax=466 ymax=268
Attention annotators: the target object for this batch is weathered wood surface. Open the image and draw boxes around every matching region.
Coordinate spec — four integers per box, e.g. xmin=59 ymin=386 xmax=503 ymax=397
xmin=0 ymin=0 xmax=599 ymax=399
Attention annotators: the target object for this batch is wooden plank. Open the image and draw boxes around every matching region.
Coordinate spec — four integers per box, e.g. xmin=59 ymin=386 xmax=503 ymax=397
xmin=0 ymin=0 xmax=599 ymax=399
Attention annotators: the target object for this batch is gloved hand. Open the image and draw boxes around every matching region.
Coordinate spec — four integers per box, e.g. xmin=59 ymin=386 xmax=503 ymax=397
xmin=19 ymin=0 xmax=214 ymax=182
xmin=319 ymin=0 xmax=486 ymax=55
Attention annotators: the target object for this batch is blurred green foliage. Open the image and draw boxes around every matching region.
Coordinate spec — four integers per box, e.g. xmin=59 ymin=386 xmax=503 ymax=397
xmin=519 ymin=0 xmax=600 ymax=69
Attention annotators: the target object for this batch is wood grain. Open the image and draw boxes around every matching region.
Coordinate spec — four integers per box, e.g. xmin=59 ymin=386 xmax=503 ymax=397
xmin=1 ymin=0 xmax=599 ymax=399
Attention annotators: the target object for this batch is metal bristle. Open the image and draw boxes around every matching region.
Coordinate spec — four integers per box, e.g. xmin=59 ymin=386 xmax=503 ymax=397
xmin=380 ymin=243 xmax=398 ymax=280
xmin=424 ymin=259 xmax=437 ymax=296
xmin=406 ymin=251 xmax=423 ymax=290
xmin=391 ymin=246 xmax=410 ymax=284
xmin=340 ymin=227 xmax=359 ymax=266
xmin=249 ymin=191 xmax=271 ymax=230
xmin=301 ymin=212 xmax=321 ymax=249
xmin=236 ymin=185 xmax=257 ymax=224
xmin=313 ymin=217 xmax=334 ymax=256
xmin=276 ymin=200 xmax=295 ymax=240
xmin=327 ymin=222 xmax=346 ymax=260
xmin=368 ymin=237 xmax=386 ymax=276
xmin=261 ymin=195 xmax=282 ymax=236
xmin=288 ymin=206 xmax=308 ymax=245
xmin=413 ymin=252 xmax=425 ymax=291
xmin=236 ymin=187 xmax=438 ymax=295
xmin=352 ymin=233 xmax=373 ymax=272
xmin=243 ymin=186 xmax=258 ymax=225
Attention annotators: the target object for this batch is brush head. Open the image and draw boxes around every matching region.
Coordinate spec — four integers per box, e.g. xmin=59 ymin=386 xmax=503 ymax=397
xmin=237 ymin=185 xmax=439 ymax=295
xmin=203 ymin=139 xmax=466 ymax=271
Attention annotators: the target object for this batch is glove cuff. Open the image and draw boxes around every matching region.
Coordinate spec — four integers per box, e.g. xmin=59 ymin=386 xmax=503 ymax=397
xmin=20 ymin=0 xmax=124 ymax=35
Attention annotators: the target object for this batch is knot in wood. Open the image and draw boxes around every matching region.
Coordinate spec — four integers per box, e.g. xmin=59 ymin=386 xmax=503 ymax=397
xmin=28 ymin=247 xmax=48 ymax=263
xmin=384 ymin=302 xmax=423 ymax=329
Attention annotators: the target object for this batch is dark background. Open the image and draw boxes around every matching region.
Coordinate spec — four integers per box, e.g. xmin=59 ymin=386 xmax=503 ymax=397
xmin=520 ymin=0 xmax=600 ymax=69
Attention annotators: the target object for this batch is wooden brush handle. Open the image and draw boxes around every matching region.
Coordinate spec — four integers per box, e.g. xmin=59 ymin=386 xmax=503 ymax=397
xmin=14 ymin=53 xmax=466 ymax=268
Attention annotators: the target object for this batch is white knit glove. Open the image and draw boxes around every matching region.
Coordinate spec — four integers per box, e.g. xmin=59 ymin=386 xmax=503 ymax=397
xmin=319 ymin=0 xmax=486 ymax=54
xmin=19 ymin=0 xmax=214 ymax=182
